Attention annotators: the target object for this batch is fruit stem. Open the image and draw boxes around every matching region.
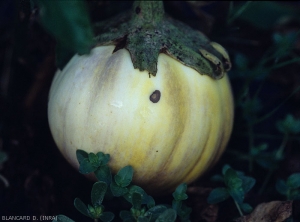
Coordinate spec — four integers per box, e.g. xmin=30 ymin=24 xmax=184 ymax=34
xmin=95 ymin=0 xmax=231 ymax=78
xmin=131 ymin=1 xmax=164 ymax=28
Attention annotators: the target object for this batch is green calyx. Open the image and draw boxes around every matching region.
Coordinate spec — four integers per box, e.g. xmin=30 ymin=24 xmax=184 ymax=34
xmin=94 ymin=1 xmax=231 ymax=79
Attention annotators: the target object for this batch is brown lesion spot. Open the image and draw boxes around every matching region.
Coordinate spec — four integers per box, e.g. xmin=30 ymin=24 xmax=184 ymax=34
xmin=150 ymin=90 xmax=161 ymax=103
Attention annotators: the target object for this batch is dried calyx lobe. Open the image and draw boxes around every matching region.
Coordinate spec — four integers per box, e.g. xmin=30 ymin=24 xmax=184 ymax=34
xmin=94 ymin=1 xmax=231 ymax=79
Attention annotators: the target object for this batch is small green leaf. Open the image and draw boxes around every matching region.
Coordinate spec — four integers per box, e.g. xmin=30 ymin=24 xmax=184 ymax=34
xmin=91 ymin=182 xmax=107 ymax=207
xmin=124 ymin=219 xmax=136 ymax=222
xmin=76 ymin=150 xmax=88 ymax=163
xmin=207 ymin=187 xmax=230 ymax=204
xmin=172 ymin=199 xmax=182 ymax=212
xmin=276 ymin=114 xmax=300 ymax=134
xmin=155 ymin=208 xmax=177 ymax=222
xmin=120 ymin=210 xmax=135 ymax=221
xmin=216 ymin=166 xmax=254 ymax=204
xmin=74 ymin=198 xmax=90 ymax=217
xmin=144 ymin=205 xmax=167 ymax=220
xmin=241 ymin=176 xmax=256 ymax=193
xmin=224 ymin=168 xmax=243 ymax=190
xmin=172 ymin=183 xmax=188 ymax=201
xmin=99 ymin=212 xmax=115 ymax=222
xmin=137 ymin=216 xmax=151 ymax=222
xmin=89 ymin=153 xmax=100 ymax=168
xmin=110 ymin=181 xmax=128 ymax=197
xmin=87 ymin=204 xmax=96 ymax=216
xmin=177 ymin=204 xmax=192 ymax=221
xmin=123 ymin=185 xmax=152 ymax=206
xmin=95 ymin=165 xmax=112 ymax=185
xmin=78 ymin=158 xmax=96 ymax=174
xmin=104 ymin=187 xmax=114 ymax=201
xmin=240 ymin=203 xmax=253 ymax=213
xmin=229 ymin=186 xmax=244 ymax=204
xmin=87 ymin=204 xmax=105 ymax=219
xmin=52 ymin=215 xmax=75 ymax=222
xmin=287 ymin=173 xmax=300 ymax=189
xmin=222 ymin=164 xmax=232 ymax=175
xmin=97 ymin=152 xmax=110 ymax=166
xmin=145 ymin=195 xmax=155 ymax=209
xmin=236 ymin=170 xmax=246 ymax=177
xmin=276 ymin=179 xmax=289 ymax=195
xmin=132 ymin=192 xmax=142 ymax=210
xmin=114 ymin=166 xmax=134 ymax=187
xmin=94 ymin=205 xmax=104 ymax=219
xmin=289 ymin=190 xmax=300 ymax=200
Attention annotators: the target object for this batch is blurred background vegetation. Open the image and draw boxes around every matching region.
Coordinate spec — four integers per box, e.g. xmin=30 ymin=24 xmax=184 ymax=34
xmin=0 ymin=1 xmax=300 ymax=221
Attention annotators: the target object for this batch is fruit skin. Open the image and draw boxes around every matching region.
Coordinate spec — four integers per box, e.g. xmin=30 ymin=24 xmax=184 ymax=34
xmin=48 ymin=45 xmax=234 ymax=194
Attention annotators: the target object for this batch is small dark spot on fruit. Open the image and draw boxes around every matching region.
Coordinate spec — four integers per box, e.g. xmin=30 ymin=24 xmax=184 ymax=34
xmin=156 ymin=150 xmax=158 ymax=152
xmin=135 ymin=6 xmax=141 ymax=14
xmin=150 ymin=90 xmax=161 ymax=103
